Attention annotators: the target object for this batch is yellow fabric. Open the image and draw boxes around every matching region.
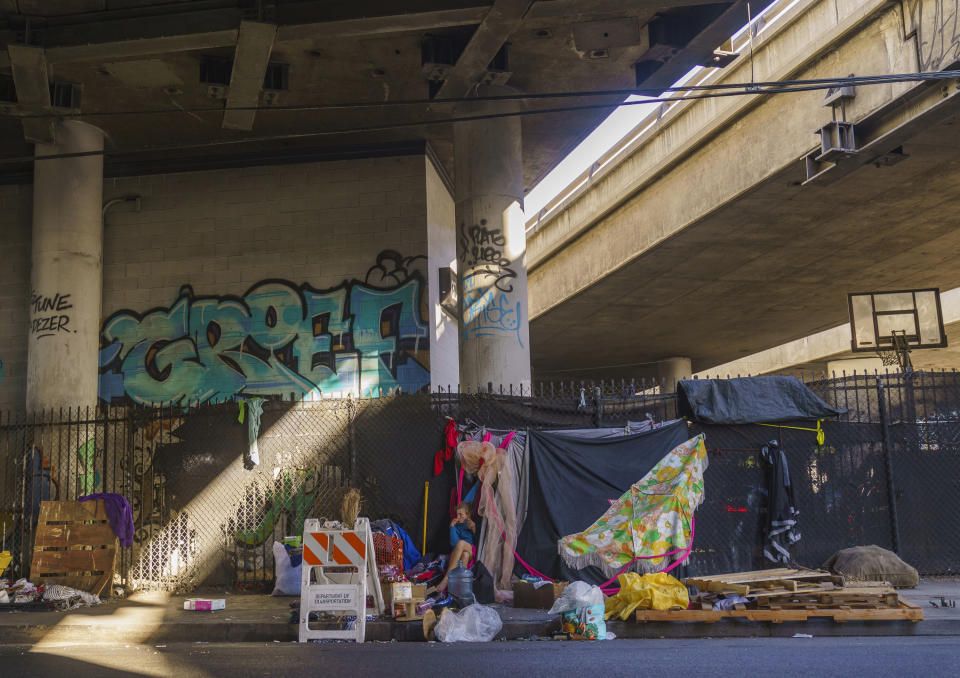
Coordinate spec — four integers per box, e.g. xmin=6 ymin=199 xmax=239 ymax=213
xmin=0 ymin=550 xmax=11 ymax=576
xmin=604 ymin=572 xmax=688 ymax=620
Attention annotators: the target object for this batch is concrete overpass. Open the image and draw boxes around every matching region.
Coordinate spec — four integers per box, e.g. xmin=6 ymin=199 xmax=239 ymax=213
xmin=526 ymin=0 xmax=960 ymax=382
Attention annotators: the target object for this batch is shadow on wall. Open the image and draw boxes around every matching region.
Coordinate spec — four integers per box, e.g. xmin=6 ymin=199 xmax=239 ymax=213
xmin=97 ymin=251 xmax=432 ymax=407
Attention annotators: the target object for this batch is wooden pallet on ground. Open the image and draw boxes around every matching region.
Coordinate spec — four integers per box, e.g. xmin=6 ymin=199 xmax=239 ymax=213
xmin=31 ymin=500 xmax=117 ymax=597
xmin=685 ymin=568 xmax=844 ymax=597
xmin=752 ymin=586 xmax=901 ymax=610
xmin=636 ymin=597 xmax=923 ymax=623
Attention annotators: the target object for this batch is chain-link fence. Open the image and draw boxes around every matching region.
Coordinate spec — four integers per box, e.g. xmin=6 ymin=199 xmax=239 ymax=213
xmin=1 ymin=370 xmax=958 ymax=592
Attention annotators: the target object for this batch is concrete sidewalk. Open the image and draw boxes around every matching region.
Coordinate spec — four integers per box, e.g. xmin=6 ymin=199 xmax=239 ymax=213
xmin=2 ymin=579 xmax=958 ymax=645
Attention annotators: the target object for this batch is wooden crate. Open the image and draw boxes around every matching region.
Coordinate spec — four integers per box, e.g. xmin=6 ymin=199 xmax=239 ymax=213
xmin=31 ymin=500 xmax=118 ymax=596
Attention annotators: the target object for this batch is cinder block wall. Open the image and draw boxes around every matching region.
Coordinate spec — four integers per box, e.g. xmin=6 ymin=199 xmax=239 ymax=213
xmin=0 ymin=185 xmax=32 ymax=411
xmin=0 ymin=153 xmax=458 ymax=411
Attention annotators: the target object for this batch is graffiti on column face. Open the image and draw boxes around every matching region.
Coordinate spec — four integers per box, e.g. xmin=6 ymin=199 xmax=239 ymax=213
xmin=458 ymin=221 xmax=524 ymax=347
xmin=907 ymin=0 xmax=960 ymax=71
xmin=30 ymin=290 xmax=74 ymax=340
xmin=98 ymin=250 xmax=430 ymax=406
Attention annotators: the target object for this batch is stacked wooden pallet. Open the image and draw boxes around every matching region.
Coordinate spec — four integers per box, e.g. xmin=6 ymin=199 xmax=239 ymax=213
xmin=633 ymin=568 xmax=923 ymax=623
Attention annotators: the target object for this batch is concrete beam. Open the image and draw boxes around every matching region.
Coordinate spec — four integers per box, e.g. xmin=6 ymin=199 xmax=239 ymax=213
xmin=44 ymin=30 xmax=240 ymax=65
xmin=527 ymin=0 xmax=720 ymax=20
xmin=277 ymin=6 xmax=489 ymax=41
xmin=434 ymin=0 xmax=533 ymax=100
xmin=7 ymin=44 xmax=54 ymax=144
xmin=0 ymin=6 xmax=490 ymax=68
xmin=222 ymin=21 xmax=278 ymax=132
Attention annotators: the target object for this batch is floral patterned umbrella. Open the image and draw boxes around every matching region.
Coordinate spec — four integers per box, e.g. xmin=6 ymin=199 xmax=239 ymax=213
xmin=558 ymin=434 xmax=707 ymax=578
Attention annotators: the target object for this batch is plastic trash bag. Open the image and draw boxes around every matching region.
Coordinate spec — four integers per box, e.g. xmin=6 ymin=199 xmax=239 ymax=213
xmin=604 ymin=572 xmax=688 ymax=620
xmin=272 ymin=541 xmax=302 ymax=596
xmin=548 ymin=580 xmax=604 ymax=615
xmin=435 ymin=603 xmax=503 ymax=642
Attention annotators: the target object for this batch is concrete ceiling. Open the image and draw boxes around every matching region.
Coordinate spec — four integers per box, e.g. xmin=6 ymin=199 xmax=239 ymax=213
xmin=529 ymin=107 xmax=960 ymax=381
xmin=0 ymin=0 xmax=760 ymax=189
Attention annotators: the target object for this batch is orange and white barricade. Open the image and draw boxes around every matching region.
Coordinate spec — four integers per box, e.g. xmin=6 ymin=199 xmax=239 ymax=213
xmin=298 ymin=516 xmax=383 ymax=643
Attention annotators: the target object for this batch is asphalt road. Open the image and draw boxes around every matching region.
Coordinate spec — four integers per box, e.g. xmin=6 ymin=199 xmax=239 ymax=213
xmin=1 ymin=637 xmax=956 ymax=677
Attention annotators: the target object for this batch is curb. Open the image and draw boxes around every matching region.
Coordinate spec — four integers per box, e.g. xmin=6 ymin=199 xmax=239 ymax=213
xmin=3 ymin=616 xmax=957 ymax=645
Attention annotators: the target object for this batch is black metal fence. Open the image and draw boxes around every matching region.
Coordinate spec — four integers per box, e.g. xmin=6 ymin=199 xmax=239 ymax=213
xmin=1 ymin=370 xmax=958 ymax=592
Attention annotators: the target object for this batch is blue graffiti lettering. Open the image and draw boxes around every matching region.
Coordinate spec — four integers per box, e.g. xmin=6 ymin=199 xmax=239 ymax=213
xmin=461 ymin=292 xmax=524 ymax=348
xmin=99 ymin=252 xmax=430 ymax=406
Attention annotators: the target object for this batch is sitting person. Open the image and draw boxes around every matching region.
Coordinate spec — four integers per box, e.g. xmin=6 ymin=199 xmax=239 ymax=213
xmin=432 ymin=502 xmax=476 ymax=593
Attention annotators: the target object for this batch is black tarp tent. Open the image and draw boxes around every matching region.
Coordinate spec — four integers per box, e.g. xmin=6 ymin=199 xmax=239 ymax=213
xmin=514 ymin=420 xmax=690 ymax=585
xmin=677 ymin=376 xmax=844 ymax=425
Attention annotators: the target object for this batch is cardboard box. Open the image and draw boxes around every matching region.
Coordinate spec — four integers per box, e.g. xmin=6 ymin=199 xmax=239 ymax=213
xmin=389 ymin=582 xmax=426 ymax=603
xmin=512 ymin=580 xmax=567 ymax=609
xmin=389 ymin=582 xmax=426 ymax=618
xmin=390 ymin=582 xmax=412 ymax=602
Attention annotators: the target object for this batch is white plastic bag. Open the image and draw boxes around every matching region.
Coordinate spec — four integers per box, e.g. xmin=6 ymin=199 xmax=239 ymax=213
xmin=271 ymin=541 xmax=301 ymax=596
xmin=548 ymin=581 xmax=604 ymax=615
xmin=435 ymin=603 xmax=503 ymax=642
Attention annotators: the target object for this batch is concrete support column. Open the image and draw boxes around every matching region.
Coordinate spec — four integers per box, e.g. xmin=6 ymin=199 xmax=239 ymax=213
xmin=454 ymin=86 xmax=531 ymax=392
xmin=657 ymin=356 xmax=692 ymax=389
xmin=26 ymin=121 xmax=105 ymax=412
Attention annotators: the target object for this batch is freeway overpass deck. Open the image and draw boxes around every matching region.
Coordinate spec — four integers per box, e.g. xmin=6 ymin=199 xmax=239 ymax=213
xmin=526 ymin=0 xmax=960 ymax=380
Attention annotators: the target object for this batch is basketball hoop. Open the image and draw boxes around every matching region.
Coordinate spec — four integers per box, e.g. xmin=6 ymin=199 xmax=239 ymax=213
xmin=848 ymin=289 xmax=947 ymax=373
xmin=875 ymin=330 xmax=913 ymax=372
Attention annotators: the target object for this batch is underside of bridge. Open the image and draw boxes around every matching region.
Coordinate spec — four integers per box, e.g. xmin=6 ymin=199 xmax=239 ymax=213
xmin=0 ymin=0 xmax=759 ymax=189
xmin=529 ymin=90 xmax=960 ymax=381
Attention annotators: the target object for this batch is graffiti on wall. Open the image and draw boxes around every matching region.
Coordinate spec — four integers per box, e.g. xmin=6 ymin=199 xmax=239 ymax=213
xmin=31 ymin=290 xmax=75 ymax=340
xmin=458 ymin=221 xmax=524 ymax=347
xmin=99 ymin=250 xmax=430 ymax=406
xmin=906 ymin=0 xmax=960 ymax=71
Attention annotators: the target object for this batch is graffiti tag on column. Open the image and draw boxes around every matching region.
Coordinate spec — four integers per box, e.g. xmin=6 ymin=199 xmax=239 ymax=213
xmin=98 ymin=250 xmax=430 ymax=406
xmin=458 ymin=221 xmax=524 ymax=347
xmin=31 ymin=291 xmax=74 ymax=339
xmin=907 ymin=0 xmax=960 ymax=71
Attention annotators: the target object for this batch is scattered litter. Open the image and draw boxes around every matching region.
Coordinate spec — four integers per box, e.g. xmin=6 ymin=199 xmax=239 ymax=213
xmin=605 ymin=632 xmax=617 ymax=640
xmin=155 ymin=645 xmax=166 ymax=648
xmin=43 ymin=584 xmax=101 ymax=609
xmin=712 ymin=595 xmax=750 ymax=611
xmin=792 ymin=633 xmax=814 ymax=638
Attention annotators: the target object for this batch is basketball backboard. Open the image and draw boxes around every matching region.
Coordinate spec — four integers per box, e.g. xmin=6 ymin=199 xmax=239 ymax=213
xmin=848 ymin=288 xmax=947 ymax=353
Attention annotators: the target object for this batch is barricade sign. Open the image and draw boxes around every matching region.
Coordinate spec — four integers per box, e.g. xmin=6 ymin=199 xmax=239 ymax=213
xmin=298 ymin=516 xmax=383 ymax=643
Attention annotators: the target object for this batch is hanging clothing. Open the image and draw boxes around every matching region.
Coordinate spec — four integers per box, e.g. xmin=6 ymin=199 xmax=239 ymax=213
xmin=760 ymin=440 xmax=801 ymax=564
xmin=244 ymin=398 xmax=264 ymax=467
xmin=456 ymin=440 xmax=514 ymax=595
xmin=433 ymin=419 xmax=459 ymax=476
xmin=79 ymin=493 xmax=135 ymax=547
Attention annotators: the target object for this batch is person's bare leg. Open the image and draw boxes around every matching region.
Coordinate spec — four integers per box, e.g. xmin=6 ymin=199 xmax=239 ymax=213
xmin=434 ymin=541 xmax=472 ymax=592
